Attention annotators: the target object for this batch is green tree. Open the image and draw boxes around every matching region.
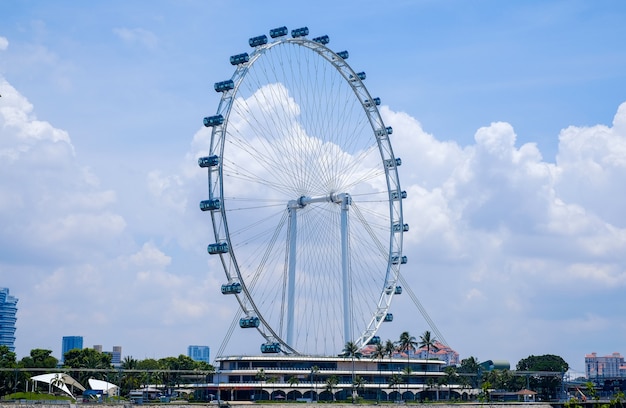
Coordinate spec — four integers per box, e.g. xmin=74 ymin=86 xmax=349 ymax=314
xmin=397 ymin=332 xmax=417 ymax=394
xmin=388 ymin=374 xmax=404 ymax=402
xmin=325 ymin=375 xmax=338 ymax=402
xmin=342 ymin=341 xmax=362 ymax=401
xmin=255 ymin=368 xmax=266 ymax=401
xmin=288 ymin=376 xmax=299 ymax=400
xmin=63 ymin=347 xmax=112 ymax=386
xmin=19 ymin=349 xmax=58 ymax=368
xmin=0 ymin=345 xmax=17 ymax=396
xmin=458 ymin=356 xmax=480 ymax=388
xmin=418 ymin=330 xmax=437 ymax=360
xmin=516 ymin=354 xmax=568 ymax=400
xmin=371 ymin=342 xmax=386 ymax=402
xmin=310 ymin=365 xmax=319 ymax=402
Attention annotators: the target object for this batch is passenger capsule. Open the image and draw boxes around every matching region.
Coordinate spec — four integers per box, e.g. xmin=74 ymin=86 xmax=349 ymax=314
xmin=312 ymin=35 xmax=329 ymax=45
xmin=214 ymin=80 xmax=235 ymax=93
xmin=221 ymin=282 xmax=242 ymax=294
xmin=203 ymin=115 xmax=224 ymax=127
xmin=291 ymin=26 xmax=309 ymax=38
xmin=391 ymin=255 xmax=408 ymax=265
xmin=384 ymin=158 xmax=402 ymax=168
xmin=336 ymin=50 xmax=349 ymax=59
xmin=230 ymin=53 xmax=250 ymax=65
xmin=199 ymin=199 xmax=221 ymax=212
xmin=384 ymin=313 xmax=394 ymax=322
xmin=375 ymin=126 xmax=392 ymax=137
xmin=393 ymin=223 xmax=410 ymax=232
xmin=367 ymin=336 xmax=381 ymax=345
xmin=208 ymin=242 xmax=229 ymax=254
xmin=364 ymin=97 xmax=381 ymax=107
xmin=261 ymin=342 xmax=281 ymax=353
xmin=198 ymin=155 xmax=220 ymax=168
xmin=249 ymin=35 xmax=268 ymax=47
xmin=239 ymin=316 xmax=260 ymax=328
xmin=395 ymin=286 xmax=403 ymax=295
xmin=270 ymin=26 xmax=288 ymax=38
xmin=390 ymin=190 xmax=408 ymax=200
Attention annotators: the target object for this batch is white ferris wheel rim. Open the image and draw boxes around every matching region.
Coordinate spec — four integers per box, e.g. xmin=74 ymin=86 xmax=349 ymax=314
xmin=202 ymin=27 xmax=405 ymax=356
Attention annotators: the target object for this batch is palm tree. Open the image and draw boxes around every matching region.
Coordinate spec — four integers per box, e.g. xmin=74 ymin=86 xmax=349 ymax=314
xmin=396 ymin=331 xmax=418 ymax=396
xmin=371 ymin=342 xmax=386 ymax=402
xmin=266 ymin=376 xmax=277 ymax=400
xmin=288 ymin=376 xmax=299 ymax=400
xmin=310 ymin=365 xmax=319 ymax=401
xmin=325 ymin=375 xmax=339 ymax=402
xmin=384 ymin=339 xmax=396 ymax=360
xmin=388 ymin=374 xmax=404 ymax=402
xmin=342 ymin=341 xmax=362 ymax=402
xmin=255 ymin=368 xmax=266 ymax=401
xmin=418 ymin=330 xmax=437 ymax=360
xmin=353 ymin=375 xmax=367 ymax=401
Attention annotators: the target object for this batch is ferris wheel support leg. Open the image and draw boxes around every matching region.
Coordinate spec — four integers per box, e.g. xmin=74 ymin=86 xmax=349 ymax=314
xmin=286 ymin=203 xmax=298 ymax=347
xmin=341 ymin=193 xmax=352 ymax=344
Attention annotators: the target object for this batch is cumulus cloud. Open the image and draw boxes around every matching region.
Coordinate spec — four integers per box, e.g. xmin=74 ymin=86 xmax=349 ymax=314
xmin=4 ymin=66 xmax=626 ymax=365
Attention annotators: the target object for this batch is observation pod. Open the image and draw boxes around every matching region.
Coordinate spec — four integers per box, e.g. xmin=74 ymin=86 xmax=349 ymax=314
xmin=384 ymin=157 xmax=402 ymax=168
xmin=367 ymin=336 xmax=381 ymax=345
xmin=198 ymin=155 xmax=220 ymax=168
xmin=395 ymin=286 xmax=403 ymax=295
xmin=203 ymin=115 xmax=224 ymax=127
xmin=249 ymin=35 xmax=268 ymax=47
xmin=375 ymin=126 xmax=393 ymax=137
xmin=270 ymin=26 xmax=288 ymax=38
xmin=391 ymin=255 xmax=408 ymax=265
xmin=261 ymin=342 xmax=281 ymax=353
xmin=312 ymin=35 xmax=329 ymax=44
xmin=230 ymin=53 xmax=250 ymax=65
xmin=350 ymin=72 xmax=366 ymax=81
xmin=364 ymin=97 xmax=381 ymax=107
xmin=214 ymin=80 xmax=235 ymax=93
xmin=393 ymin=223 xmax=410 ymax=232
xmin=221 ymin=282 xmax=242 ymax=295
xmin=200 ymin=199 xmax=221 ymax=212
xmin=208 ymin=242 xmax=229 ymax=254
xmin=239 ymin=316 xmax=260 ymax=328
xmin=291 ymin=26 xmax=309 ymax=38
xmin=336 ymin=50 xmax=349 ymax=59
xmin=391 ymin=190 xmax=408 ymax=200
xmin=384 ymin=313 xmax=393 ymax=322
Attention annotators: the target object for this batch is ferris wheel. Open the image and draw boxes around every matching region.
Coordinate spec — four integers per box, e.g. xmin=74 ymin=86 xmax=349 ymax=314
xmin=199 ymin=26 xmax=407 ymax=356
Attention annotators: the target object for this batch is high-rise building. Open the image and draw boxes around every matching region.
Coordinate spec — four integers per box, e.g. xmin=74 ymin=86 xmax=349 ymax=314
xmin=0 ymin=288 xmax=18 ymax=352
xmin=188 ymin=345 xmax=210 ymax=363
xmin=61 ymin=336 xmax=83 ymax=361
xmin=585 ymin=352 xmax=626 ymax=378
xmin=94 ymin=344 xmax=122 ymax=365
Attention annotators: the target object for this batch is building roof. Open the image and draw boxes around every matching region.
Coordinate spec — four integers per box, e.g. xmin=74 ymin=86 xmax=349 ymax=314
xmin=31 ymin=373 xmax=86 ymax=399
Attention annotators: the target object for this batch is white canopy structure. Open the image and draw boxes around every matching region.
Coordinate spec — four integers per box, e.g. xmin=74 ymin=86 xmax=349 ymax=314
xmin=30 ymin=373 xmax=86 ymax=399
xmin=88 ymin=378 xmax=119 ymax=396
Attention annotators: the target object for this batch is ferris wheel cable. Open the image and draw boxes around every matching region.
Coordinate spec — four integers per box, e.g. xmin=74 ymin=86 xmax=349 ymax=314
xmin=215 ymin=307 xmax=244 ymax=360
xmin=396 ymin=272 xmax=449 ymax=347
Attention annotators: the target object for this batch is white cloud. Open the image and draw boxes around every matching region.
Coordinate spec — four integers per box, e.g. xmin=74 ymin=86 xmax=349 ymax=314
xmin=113 ymin=27 xmax=158 ymax=50
xmin=0 ymin=36 xmax=8 ymax=51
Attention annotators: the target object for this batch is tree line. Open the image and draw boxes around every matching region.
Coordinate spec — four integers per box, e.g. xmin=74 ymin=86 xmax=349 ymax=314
xmin=0 ymin=345 xmax=214 ymax=399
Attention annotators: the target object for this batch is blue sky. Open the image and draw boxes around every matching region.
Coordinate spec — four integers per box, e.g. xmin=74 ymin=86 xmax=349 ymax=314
xmin=2 ymin=0 xmax=626 ymax=374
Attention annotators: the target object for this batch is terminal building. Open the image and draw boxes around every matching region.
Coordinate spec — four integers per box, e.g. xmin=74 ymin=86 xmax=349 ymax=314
xmin=208 ymin=354 xmax=468 ymax=402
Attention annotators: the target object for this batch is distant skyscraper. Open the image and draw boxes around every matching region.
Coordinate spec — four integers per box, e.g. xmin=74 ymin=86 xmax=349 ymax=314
xmin=111 ymin=346 xmax=122 ymax=365
xmin=188 ymin=345 xmax=210 ymax=363
xmin=61 ymin=336 xmax=83 ymax=361
xmin=0 ymin=288 xmax=18 ymax=352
